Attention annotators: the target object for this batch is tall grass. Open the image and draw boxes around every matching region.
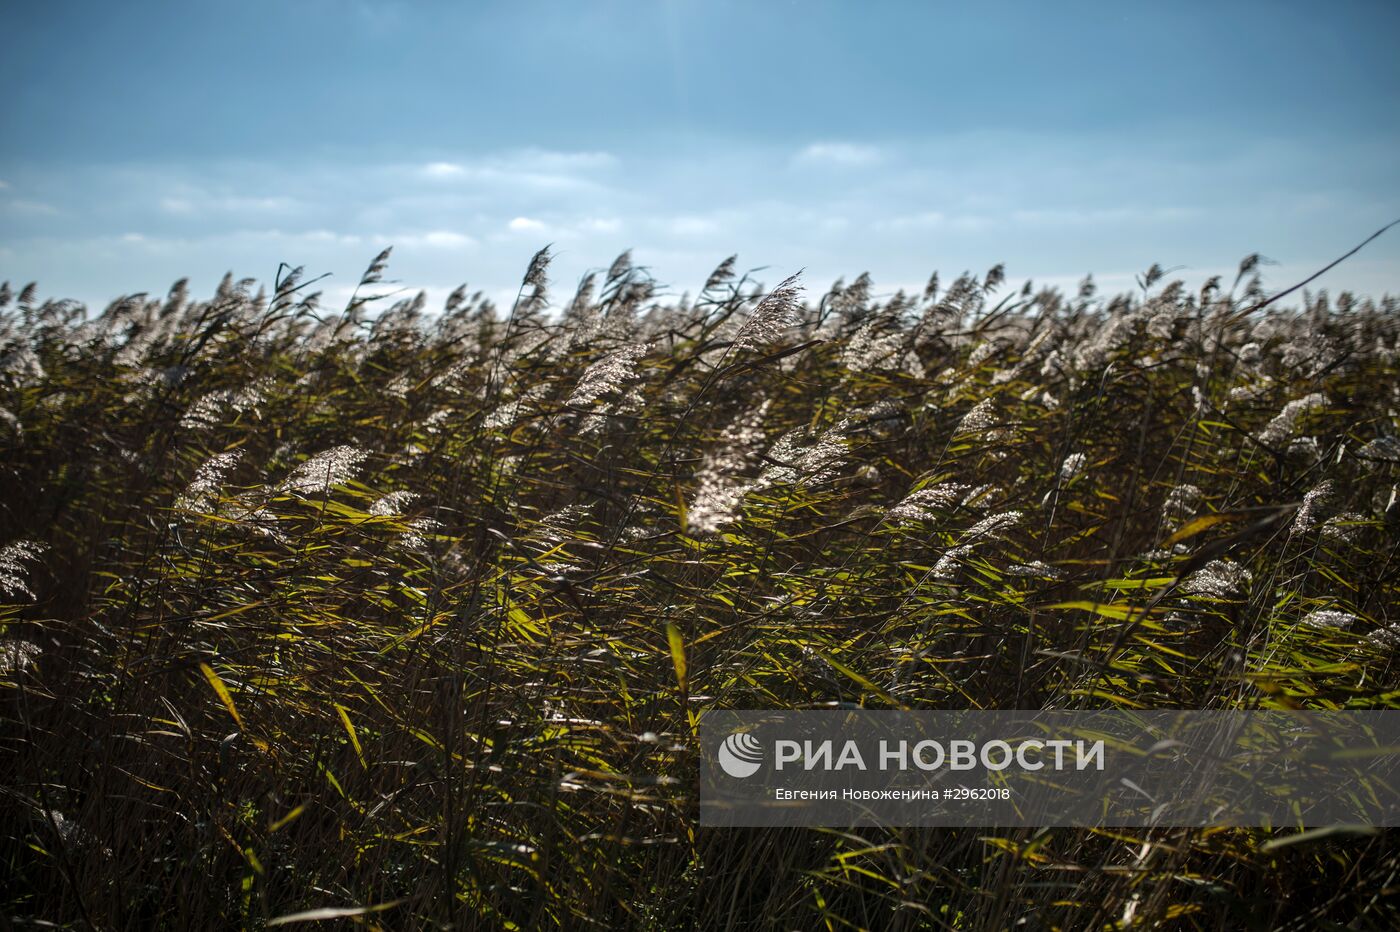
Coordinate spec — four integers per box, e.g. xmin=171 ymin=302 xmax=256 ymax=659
xmin=1 ymin=248 xmax=1398 ymax=929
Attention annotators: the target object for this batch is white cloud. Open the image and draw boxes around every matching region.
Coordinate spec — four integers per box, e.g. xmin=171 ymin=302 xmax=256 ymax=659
xmin=7 ymin=199 xmax=59 ymax=215
xmin=797 ymin=142 xmax=882 ymax=166
xmin=410 ymin=230 xmax=477 ymax=249
xmin=495 ymin=216 xmax=620 ymax=240
xmin=513 ymin=149 xmax=616 ymax=171
xmin=100 ymin=229 xmax=371 ymax=250
xmin=421 ymin=161 xmax=466 ymax=179
xmin=577 ymin=217 xmax=622 ymax=234
xmin=300 ymin=230 xmax=364 ymax=246
xmin=8 ymin=133 xmax=1393 ymax=317
xmin=1009 ymin=206 xmax=1197 ymax=227
xmin=225 ymin=195 xmax=298 ymax=212
xmin=876 ymin=211 xmax=946 ymax=230
xmin=416 ymin=150 xmax=616 ymax=192
xmin=0 ymin=180 xmax=10 ymax=189
xmin=667 ymin=215 xmax=721 ymax=236
xmin=337 ymin=229 xmax=477 ymax=251
xmin=875 ymin=211 xmax=993 ymax=233
xmin=159 ymin=193 xmax=299 ymax=215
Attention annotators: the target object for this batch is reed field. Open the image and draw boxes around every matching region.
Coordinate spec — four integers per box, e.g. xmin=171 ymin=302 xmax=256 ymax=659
xmin=2 ymin=245 xmax=1399 ymax=929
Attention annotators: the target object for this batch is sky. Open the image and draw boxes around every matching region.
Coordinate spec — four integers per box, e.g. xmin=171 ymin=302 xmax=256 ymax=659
xmin=2 ymin=0 xmax=1398 ymax=312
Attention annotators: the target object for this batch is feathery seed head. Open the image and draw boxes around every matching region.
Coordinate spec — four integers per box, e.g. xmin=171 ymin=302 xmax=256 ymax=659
xmin=0 ymin=540 xmax=47 ymax=601
xmin=523 ymin=245 xmax=552 ymax=290
xmin=1301 ymin=609 xmax=1357 ymax=631
xmin=1292 ymin=479 xmax=1335 ymax=533
xmin=1164 ymin=483 xmax=1203 ymax=518
xmin=886 ymin=483 xmax=970 ymax=524
xmin=1358 ymin=436 xmax=1400 ymax=464
xmin=957 ymin=398 xmax=998 ymax=434
xmin=1368 ymin=623 xmax=1400 ymax=648
xmin=1184 ymin=558 xmax=1253 ymax=599
xmin=369 ymin=490 xmax=419 ymax=517
xmin=280 ymin=445 xmax=368 ymax=496
xmin=703 ymin=255 xmax=738 ymax=294
xmin=568 ymin=343 xmax=647 ymax=407
xmin=1059 ymin=452 xmax=1087 ymax=482
xmin=1006 ymin=561 xmax=1064 ymax=579
xmin=933 ymin=545 xmax=974 ymax=580
xmin=733 ymin=272 xmax=803 ymax=352
xmin=0 ymin=639 xmax=41 ymax=674
xmin=688 ymin=472 xmax=752 ymax=535
xmin=963 ymin=510 xmax=1023 ymax=542
xmin=177 ymin=451 xmax=242 ymax=512
xmin=1260 ymin=393 xmax=1328 ymax=446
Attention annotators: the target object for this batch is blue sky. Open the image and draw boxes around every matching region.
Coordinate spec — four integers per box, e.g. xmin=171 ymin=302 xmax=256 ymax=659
xmin=2 ymin=0 xmax=1398 ymax=310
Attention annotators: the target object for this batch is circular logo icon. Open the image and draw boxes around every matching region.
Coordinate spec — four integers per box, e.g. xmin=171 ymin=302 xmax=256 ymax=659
xmin=718 ymin=731 xmax=763 ymax=778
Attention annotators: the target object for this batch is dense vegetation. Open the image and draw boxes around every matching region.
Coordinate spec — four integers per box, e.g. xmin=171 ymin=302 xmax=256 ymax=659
xmin=2 ymin=247 xmax=1398 ymax=929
